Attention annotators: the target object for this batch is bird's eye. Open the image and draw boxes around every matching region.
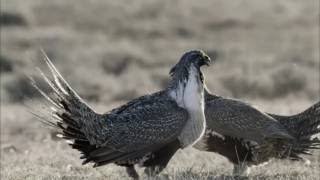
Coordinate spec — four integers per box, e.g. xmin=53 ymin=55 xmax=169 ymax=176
xmin=196 ymin=57 xmax=205 ymax=66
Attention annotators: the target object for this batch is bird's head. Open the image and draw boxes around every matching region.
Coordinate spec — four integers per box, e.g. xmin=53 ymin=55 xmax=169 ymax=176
xmin=169 ymin=50 xmax=211 ymax=87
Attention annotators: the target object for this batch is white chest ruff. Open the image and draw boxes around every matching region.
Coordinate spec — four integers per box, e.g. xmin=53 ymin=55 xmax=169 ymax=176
xmin=178 ymin=110 xmax=206 ymax=148
xmin=170 ymin=67 xmax=206 ymax=148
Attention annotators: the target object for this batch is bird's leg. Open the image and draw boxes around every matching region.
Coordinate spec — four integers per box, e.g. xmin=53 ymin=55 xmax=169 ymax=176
xmin=232 ymin=163 xmax=250 ymax=177
xmin=125 ymin=165 xmax=139 ymax=180
xmin=144 ymin=166 xmax=170 ymax=180
xmin=143 ymin=140 xmax=180 ymax=178
xmin=144 ymin=166 xmax=163 ymax=177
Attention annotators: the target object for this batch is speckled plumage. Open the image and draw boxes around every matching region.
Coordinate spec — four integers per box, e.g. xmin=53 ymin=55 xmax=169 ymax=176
xmin=194 ymin=88 xmax=320 ymax=175
xmin=30 ymin=50 xmax=211 ymax=179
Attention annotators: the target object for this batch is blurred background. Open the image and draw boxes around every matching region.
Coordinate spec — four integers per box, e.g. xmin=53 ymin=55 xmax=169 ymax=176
xmin=1 ymin=0 xmax=319 ymax=179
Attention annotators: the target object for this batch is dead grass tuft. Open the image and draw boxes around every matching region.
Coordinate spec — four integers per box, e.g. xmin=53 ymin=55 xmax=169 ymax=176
xmin=0 ymin=55 xmax=14 ymax=73
xmin=0 ymin=12 xmax=27 ymax=26
xmin=3 ymin=74 xmax=48 ymax=102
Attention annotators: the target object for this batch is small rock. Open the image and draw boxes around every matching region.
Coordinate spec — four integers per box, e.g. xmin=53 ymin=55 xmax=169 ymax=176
xmin=66 ymin=164 xmax=73 ymax=171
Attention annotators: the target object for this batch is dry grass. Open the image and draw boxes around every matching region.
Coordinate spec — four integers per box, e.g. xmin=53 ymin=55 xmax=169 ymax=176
xmin=1 ymin=0 xmax=319 ymax=179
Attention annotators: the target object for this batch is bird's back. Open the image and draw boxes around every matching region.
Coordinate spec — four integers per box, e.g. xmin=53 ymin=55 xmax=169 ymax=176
xmin=205 ymin=97 xmax=292 ymax=143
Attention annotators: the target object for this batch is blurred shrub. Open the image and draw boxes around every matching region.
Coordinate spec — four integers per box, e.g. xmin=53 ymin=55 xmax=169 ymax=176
xmin=101 ymin=56 xmax=131 ymax=75
xmin=61 ymin=67 xmax=105 ymax=102
xmin=75 ymin=83 xmax=101 ymax=102
xmin=174 ymin=27 xmax=194 ymax=38
xmin=0 ymin=55 xmax=13 ymax=73
xmin=4 ymin=75 xmax=50 ymax=102
xmin=101 ymin=52 xmax=151 ymax=75
xmin=271 ymin=66 xmax=306 ymax=96
xmin=221 ymin=75 xmax=266 ymax=98
xmin=0 ymin=12 xmax=27 ymax=26
xmin=112 ymin=89 xmax=139 ymax=102
xmin=153 ymin=75 xmax=169 ymax=89
xmin=222 ymin=66 xmax=306 ymax=99
xmin=206 ymin=19 xmax=252 ymax=31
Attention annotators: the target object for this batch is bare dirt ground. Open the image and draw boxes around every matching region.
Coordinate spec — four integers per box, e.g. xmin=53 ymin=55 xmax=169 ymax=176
xmin=1 ymin=0 xmax=319 ymax=179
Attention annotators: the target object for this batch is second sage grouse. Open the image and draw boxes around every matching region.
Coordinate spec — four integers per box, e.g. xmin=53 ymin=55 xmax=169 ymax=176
xmin=30 ymin=50 xmax=211 ymax=179
xmin=194 ymin=87 xmax=320 ymax=176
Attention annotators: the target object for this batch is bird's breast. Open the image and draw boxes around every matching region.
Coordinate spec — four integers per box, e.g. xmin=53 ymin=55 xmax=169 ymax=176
xmin=178 ymin=110 xmax=206 ymax=148
xmin=169 ymin=66 xmax=206 ymax=148
xmin=177 ymin=67 xmax=206 ymax=148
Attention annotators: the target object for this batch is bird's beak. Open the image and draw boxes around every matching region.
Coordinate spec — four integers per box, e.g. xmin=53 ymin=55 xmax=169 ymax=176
xmin=203 ymin=56 xmax=211 ymax=66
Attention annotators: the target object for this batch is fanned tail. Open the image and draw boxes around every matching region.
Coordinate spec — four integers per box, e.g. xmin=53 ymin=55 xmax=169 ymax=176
xmin=269 ymin=101 xmax=320 ymax=160
xmin=29 ymin=51 xmax=104 ymax=164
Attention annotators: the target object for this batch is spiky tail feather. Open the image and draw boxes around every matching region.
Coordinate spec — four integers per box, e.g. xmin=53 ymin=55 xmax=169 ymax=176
xmin=269 ymin=101 xmax=320 ymax=160
xmin=29 ymin=51 xmax=103 ymax=164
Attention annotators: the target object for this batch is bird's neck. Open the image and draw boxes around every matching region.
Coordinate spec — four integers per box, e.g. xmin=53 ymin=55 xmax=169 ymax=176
xmin=169 ymin=66 xmax=204 ymax=110
xmin=169 ymin=66 xmax=206 ymax=148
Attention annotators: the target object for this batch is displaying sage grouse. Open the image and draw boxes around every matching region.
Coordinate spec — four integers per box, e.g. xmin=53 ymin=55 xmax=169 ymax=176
xmin=30 ymin=50 xmax=211 ymax=179
xmin=194 ymin=88 xmax=320 ymax=176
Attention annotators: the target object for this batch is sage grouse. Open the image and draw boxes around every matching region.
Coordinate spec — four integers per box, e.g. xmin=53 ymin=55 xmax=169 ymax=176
xmin=30 ymin=50 xmax=211 ymax=179
xmin=194 ymin=88 xmax=320 ymax=176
